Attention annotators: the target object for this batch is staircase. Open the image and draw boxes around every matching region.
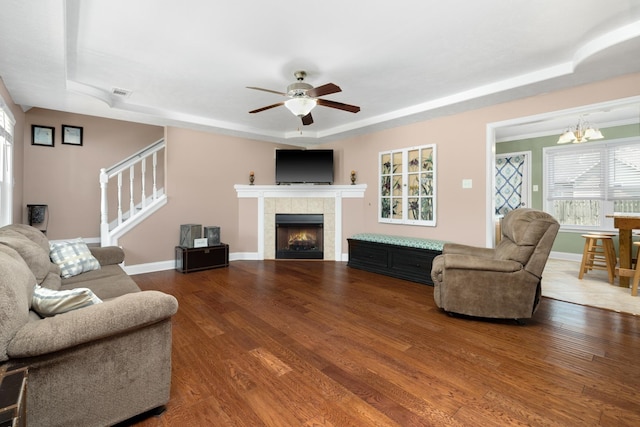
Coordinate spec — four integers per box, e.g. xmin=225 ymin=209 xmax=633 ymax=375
xmin=100 ymin=138 xmax=167 ymax=246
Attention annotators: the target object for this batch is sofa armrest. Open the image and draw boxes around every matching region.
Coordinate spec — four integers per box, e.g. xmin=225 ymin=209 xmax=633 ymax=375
xmin=443 ymin=243 xmax=496 ymax=259
xmin=442 ymin=253 xmax=523 ymax=273
xmin=90 ymin=246 xmax=125 ymax=266
xmin=7 ymin=291 xmax=178 ymax=358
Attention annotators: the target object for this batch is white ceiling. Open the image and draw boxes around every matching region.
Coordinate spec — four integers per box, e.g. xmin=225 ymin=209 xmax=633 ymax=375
xmin=1 ymin=0 xmax=640 ymax=146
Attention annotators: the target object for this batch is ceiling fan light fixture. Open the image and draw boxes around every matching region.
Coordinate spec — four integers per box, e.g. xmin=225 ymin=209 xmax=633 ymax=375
xmin=284 ymin=97 xmax=317 ymax=117
xmin=247 ymin=71 xmax=359 ymax=126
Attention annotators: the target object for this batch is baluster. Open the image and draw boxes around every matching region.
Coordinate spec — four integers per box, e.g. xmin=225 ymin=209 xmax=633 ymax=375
xmin=117 ymin=173 xmax=123 ymax=225
xmin=141 ymin=158 xmax=147 ymax=208
xmin=99 ymin=168 xmax=109 ymax=246
xmin=152 ymin=152 xmax=158 ymax=200
xmin=129 ymin=166 xmax=135 ymax=217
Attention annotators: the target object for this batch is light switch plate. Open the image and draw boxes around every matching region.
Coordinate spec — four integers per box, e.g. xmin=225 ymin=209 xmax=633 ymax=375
xmin=462 ymin=179 xmax=473 ymax=189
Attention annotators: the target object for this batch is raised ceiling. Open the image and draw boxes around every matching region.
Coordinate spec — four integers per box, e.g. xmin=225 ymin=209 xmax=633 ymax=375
xmin=1 ymin=0 xmax=640 ymax=146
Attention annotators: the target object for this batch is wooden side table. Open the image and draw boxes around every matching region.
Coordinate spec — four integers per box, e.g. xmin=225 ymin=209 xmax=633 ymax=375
xmin=175 ymin=244 xmax=229 ymax=273
xmin=0 ymin=366 xmax=28 ymax=427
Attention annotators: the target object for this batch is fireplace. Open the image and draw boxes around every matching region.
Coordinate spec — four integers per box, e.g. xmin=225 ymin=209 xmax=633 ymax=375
xmin=275 ymin=214 xmax=324 ymax=259
xmin=235 ymin=184 xmax=367 ymax=260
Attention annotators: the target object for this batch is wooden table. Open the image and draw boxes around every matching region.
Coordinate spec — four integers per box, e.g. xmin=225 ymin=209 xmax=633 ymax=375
xmin=0 ymin=366 xmax=28 ymax=427
xmin=609 ymin=214 xmax=640 ymax=287
xmin=175 ymin=244 xmax=229 ymax=273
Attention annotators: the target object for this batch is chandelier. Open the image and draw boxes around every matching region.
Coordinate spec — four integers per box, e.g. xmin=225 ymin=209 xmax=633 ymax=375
xmin=557 ymin=117 xmax=604 ymax=144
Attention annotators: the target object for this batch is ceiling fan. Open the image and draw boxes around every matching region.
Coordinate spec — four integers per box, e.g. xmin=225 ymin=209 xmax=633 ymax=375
xmin=247 ymin=71 xmax=360 ymax=126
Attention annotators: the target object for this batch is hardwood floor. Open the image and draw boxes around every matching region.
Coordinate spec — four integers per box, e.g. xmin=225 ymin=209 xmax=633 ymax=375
xmin=127 ymin=261 xmax=640 ymax=426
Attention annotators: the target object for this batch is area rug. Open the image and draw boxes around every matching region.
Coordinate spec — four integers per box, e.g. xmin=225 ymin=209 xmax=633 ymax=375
xmin=542 ymin=258 xmax=640 ymax=316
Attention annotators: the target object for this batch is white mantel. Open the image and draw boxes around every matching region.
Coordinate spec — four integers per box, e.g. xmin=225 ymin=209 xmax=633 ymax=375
xmin=234 ymin=184 xmax=367 ymax=199
xmin=235 ymin=184 xmax=367 ymax=260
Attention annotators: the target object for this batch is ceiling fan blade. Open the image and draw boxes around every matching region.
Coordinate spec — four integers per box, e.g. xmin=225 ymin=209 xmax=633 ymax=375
xmin=301 ymin=113 xmax=314 ymax=126
xmin=249 ymin=102 xmax=284 ymax=114
xmin=246 ymin=86 xmax=286 ymax=96
xmin=317 ymin=99 xmax=361 ymax=113
xmin=306 ymin=83 xmax=341 ymax=98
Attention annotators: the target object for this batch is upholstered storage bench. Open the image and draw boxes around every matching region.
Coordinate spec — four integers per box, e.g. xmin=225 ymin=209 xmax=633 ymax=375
xmin=347 ymin=233 xmax=446 ymax=285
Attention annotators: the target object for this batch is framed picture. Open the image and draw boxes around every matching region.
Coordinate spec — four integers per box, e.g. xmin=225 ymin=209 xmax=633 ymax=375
xmin=62 ymin=125 xmax=83 ymax=146
xmin=32 ymin=125 xmax=55 ymax=147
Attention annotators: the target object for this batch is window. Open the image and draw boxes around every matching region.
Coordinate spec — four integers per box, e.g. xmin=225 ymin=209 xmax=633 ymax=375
xmin=495 ymin=152 xmax=531 ymax=215
xmin=544 ymin=137 xmax=640 ymax=229
xmin=0 ymin=95 xmax=15 ymax=227
xmin=379 ymin=144 xmax=436 ymax=226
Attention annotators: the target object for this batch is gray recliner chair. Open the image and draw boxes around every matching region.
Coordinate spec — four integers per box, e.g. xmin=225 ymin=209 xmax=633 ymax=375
xmin=430 ymin=208 xmax=560 ymax=321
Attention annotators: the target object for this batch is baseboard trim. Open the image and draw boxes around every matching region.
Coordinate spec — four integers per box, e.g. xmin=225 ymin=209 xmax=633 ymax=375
xmin=549 ymin=251 xmax=582 ymax=262
xmin=129 ymin=249 xmax=593 ymax=275
xmin=124 ymin=260 xmax=175 ymax=275
xmin=124 ymin=251 xmax=350 ymax=275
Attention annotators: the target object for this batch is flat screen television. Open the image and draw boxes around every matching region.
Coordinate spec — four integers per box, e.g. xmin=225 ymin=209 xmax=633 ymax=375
xmin=275 ymin=149 xmax=334 ymax=184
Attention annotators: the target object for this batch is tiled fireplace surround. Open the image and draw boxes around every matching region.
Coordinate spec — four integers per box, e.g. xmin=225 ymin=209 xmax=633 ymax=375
xmin=235 ymin=185 xmax=367 ymax=260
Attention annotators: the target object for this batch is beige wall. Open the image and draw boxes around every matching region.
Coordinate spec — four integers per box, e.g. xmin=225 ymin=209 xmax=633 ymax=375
xmin=12 ymin=72 xmax=640 ymax=267
xmin=324 ymin=112 xmax=490 ymax=247
xmin=23 ymin=109 xmax=164 ymax=239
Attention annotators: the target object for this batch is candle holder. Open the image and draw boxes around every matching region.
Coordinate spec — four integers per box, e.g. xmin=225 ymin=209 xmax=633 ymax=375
xmin=249 ymin=171 xmax=255 ymax=185
xmin=350 ymin=170 xmax=356 ymax=185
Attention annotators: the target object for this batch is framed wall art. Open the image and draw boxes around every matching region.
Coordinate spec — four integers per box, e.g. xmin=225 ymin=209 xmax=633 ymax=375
xmin=32 ymin=125 xmax=55 ymax=147
xmin=62 ymin=125 xmax=83 ymax=146
xmin=379 ymin=144 xmax=437 ymax=226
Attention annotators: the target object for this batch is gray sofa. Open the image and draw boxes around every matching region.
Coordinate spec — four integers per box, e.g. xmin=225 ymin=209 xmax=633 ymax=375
xmin=0 ymin=224 xmax=178 ymax=427
xmin=431 ymin=208 xmax=559 ymax=321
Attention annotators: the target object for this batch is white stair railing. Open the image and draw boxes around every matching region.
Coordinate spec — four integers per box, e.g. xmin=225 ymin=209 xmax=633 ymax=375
xmin=100 ymin=138 xmax=167 ymax=246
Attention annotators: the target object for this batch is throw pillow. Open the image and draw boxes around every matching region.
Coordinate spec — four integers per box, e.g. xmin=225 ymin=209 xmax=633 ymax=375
xmin=49 ymin=238 xmax=100 ymax=279
xmin=31 ymin=284 xmax=102 ymax=317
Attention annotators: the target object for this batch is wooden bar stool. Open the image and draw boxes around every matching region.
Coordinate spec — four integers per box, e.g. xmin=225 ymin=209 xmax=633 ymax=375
xmin=633 ymin=231 xmax=640 ymax=269
xmin=631 ymin=242 xmax=640 ymax=296
xmin=579 ymin=234 xmax=617 ymax=284
xmin=616 ymin=235 xmax=640 ymax=290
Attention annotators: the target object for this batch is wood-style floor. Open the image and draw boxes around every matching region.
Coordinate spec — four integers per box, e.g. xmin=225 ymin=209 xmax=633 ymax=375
xmin=127 ymin=261 xmax=640 ymax=426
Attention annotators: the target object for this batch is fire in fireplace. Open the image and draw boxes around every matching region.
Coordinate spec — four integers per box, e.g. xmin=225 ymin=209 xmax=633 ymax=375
xmin=275 ymin=214 xmax=324 ymax=259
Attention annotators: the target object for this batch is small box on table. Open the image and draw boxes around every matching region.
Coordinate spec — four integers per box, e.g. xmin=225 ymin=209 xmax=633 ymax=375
xmin=179 ymin=224 xmax=202 ymax=248
xmin=204 ymin=226 xmax=220 ymax=246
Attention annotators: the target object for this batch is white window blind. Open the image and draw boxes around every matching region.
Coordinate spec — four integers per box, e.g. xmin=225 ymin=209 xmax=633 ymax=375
xmin=0 ymin=95 xmax=15 ymax=226
xmin=545 ymin=138 xmax=640 ymax=228
xmin=546 ymin=146 xmax=604 ymax=200
xmin=608 ymin=141 xmax=640 ymax=199
xmin=0 ymin=111 xmax=5 ymax=182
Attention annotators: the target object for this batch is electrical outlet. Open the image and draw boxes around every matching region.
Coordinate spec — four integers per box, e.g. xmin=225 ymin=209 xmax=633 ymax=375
xmin=462 ymin=179 xmax=472 ymax=189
